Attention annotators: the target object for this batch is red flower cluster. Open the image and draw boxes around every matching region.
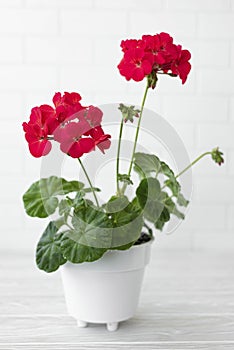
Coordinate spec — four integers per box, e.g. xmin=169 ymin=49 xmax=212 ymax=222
xmin=22 ymin=92 xmax=111 ymax=158
xmin=117 ymin=32 xmax=191 ymax=84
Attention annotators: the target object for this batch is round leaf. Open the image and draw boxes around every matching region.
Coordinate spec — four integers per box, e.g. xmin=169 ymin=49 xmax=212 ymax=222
xmin=71 ymin=206 xmax=113 ymax=249
xmin=36 ymin=221 xmax=66 ymax=273
xmin=61 ymin=232 xmax=107 ymax=263
xmin=134 ymin=152 xmax=161 ymax=177
xmin=23 ymin=176 xmax=84 ymax=218
xmin=136 ymin=177 xmax=163 ymax=222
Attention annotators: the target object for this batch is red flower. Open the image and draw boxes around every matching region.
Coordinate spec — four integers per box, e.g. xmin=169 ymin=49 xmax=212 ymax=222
xmin=52 ymin=92 xmax=87 ymax=142
xmin=142 ymin=33 xmax=175 ymax=65
xmin=53 ymin=92 xmax=82 ymax=108
xmin=118 ymin=48 xmax=153 ymax=82
xmin=53 ymin=92 xmax=84 ymax=123
xmin=80 ymin=105 xmax=103 ymax=128
xmin=30 ymin=104 xmax=54 ymax=123
xmin=120 ymin=39 xmax=145 ymax=52
xmin=170 ymin=45 xmax=191 ymax=84
xmin=29 ymin=105 xmax=58 ymax=134
xmin=58 ymin=121 xmax=95 ymax=158
xmin=57 ymin=121 xmax=111 ymax=158
xmin=88 ymin=126 xmax=111 ymax=154
xmin=22 ymin=121 xmax=52 ymax=158
xmin=54 ymin=105 xmax=103 ymax=143
xmin=22 ymin=105 xmax=58 ymax=157
xmin=118 ymin=32 xmax=191 ymax=85
xmin=23 ymin=92 xmax=111 ymax=159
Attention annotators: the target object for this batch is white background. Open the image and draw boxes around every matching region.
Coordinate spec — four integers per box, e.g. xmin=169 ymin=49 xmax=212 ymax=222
xmin=0 ymin=0 xmax=233 ymax=252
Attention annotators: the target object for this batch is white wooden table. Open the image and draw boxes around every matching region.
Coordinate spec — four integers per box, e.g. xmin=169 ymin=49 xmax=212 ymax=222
xmin=1 ymin=249 xmax=234 ymax=349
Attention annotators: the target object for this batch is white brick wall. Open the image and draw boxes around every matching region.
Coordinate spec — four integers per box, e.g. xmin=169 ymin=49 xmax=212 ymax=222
xmin=0 ymin=9 xmax=58 ymax=34
xmin=0 ymin=0 xmax=233 ymax=252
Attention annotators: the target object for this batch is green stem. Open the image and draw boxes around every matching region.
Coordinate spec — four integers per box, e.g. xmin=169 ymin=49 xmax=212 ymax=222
xmin=116 ymin=118 xmax=124 ymax=195
xmin=128 ymin=84 xmax=149 ymax=177
xmin=120 ymin=84 xmax=149 ymax=195
xmin=143 ymin=222 xmax=153 ymax=238
xmin=77 ymin=158 xmax=100 ymax=208
xmin=175 ymin=152 xmax=211 ymax=179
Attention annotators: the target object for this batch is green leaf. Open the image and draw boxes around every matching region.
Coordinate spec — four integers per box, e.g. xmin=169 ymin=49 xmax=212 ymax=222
xmin=177 ymin=193 xmax=189 ymax=207
xmin=71 ymin=205 xmax=112 ymax=249
xmin=133 ymin=153 xmax=188 ymax=208
xmin=23 ymin=176 xmax=84 ymax=218
xmin=118 ymin=103 xmax=140 ymax=123
xmin=154 ymin=207 xmax=170 ymax=231
xmin=143 ymin=200 xmax=164 ymax=223
xmin=117 ymin=174 xmax=133 ymax=185
xmin=161 ymin=162 xmax=188 ymax=206
xmin=61 ymin=231 xmax=107 ymax=263
xmin=136 ymin=177 xmax=163 ymax=222
xmin=160 ymin=207 xmax=170 ymax=222
xmin=111 ymin=212 xmax=143 ymax=249
xmin=60 ymin=204 xmax=111 ymax=263
xmin=110 ymin=242 xmax=135 ymax=251
xmin=172 ymin=206 xmax=185 ymax=220
xmin=83 ymin=187 xmax=101 ymax=193
xmin=161 ymin=162 xmax=181 ymax=196
xmin=129 ymin=196 xmax=142 ymax=213
xmin=60 ymin=179 xmax=84 ymax=194
xmin=59 ymin=191 xmax=87 ymax=216
xmin=164 ymin=178 xmax=181 ymax=196
xmin=154 ymin=192 xmax=185 ymax=231
xmin=54 ymin=216 xmax=67 ymax=229
xmin=72 ymin=191 xmax=86 ymax=207
xmin=105 ymin=195 xmax=129 ymax=213
xmin=59 ymin=199 xmax=72 ymax=217
xmin=132 ymin=153 xmax=189 ymax=227
xmin=36 ymin=221 xmax=66 ymax=273
xmin=133 ymin=164 xmax=145 ymax=180
xmin=134 ymin=152 xmax=161 ymax=177
xmin=154 ymin=218 xmax=165 ymax=231
xmin=161 ymin=161 xmax=175 ymax=178
xmin=136 ymin=178 xmax=161 ymax=205
xmin=162 ymin=192 xmax=185 ymax=220
xmin=108 ymin=197 xmax=144 ymax=249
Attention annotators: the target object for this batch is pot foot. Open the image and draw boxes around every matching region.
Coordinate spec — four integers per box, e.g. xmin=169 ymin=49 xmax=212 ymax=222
xmin=106 ymin=322 xmax=119 ymax=331
xmin=77 ymin=320 xmax=88 ymax=328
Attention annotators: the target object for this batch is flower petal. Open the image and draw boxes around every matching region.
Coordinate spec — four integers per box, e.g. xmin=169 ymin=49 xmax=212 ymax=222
xmin=28 ymin=140 xmax=52 ymax=158
xmin=67 ymin=138 xmax=95 ymax=158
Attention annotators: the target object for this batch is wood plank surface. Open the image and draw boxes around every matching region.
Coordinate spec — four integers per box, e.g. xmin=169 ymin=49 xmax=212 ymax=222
xmin=0 ymin=249 xmax=234 ymax=349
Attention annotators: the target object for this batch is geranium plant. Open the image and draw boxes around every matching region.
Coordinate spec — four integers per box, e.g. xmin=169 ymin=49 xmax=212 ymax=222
xmin=22 ymin=33 xmax=224 ymax=273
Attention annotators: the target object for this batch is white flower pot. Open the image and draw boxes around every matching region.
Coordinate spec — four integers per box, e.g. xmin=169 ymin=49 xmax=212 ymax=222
xmin=60 ymin=241 xmax=152 ymax=331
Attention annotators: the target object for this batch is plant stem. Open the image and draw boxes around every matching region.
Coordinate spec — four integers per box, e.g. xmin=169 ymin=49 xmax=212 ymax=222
xmin=77 ymin=158 xmax=100 ymax=208
xmin=128 ymin=84 xmax=149 ymax=177
xmin=121 ymin=83 xmax=149 ymax=195
xmin=143 ymin=222 xmax=153 ymax=238
xmin=116 ymin=118 xmax=124 ymax=195
xmin=175 ymin=151 xmax=211 ymax=179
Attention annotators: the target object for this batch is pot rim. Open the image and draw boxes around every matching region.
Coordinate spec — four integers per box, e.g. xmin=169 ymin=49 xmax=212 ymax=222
xmin=131 ymin=236 xmax=155 ymax=250
xmin=61 ymin=237 xmax=154 ymax=272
